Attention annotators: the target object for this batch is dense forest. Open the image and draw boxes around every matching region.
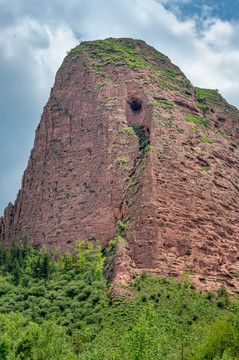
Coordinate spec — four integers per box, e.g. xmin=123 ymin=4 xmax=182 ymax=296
xmin=0 ymin=235 xmax=239 ymax=359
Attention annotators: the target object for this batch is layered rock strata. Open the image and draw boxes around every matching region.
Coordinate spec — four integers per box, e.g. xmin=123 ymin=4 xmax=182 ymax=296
xmin=1 ymin=38 xmax=239 ymax=291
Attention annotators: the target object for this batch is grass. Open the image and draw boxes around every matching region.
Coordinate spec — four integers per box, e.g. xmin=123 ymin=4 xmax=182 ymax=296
xmin=197 ymin=103 xmax=210 ymax=111
xmin=185 ymin=113 xmax=209 ymax=128
xmin=177 ymin=127 xmax=184 ymax=133
xmin=189 ymin=124 xmax=199 ymax=134
xmin=67 ymin=38 xmax=167 ymax=71
xmin=159 ymin=67 xmax=192 ymax=89
xmin=201 ymin=166 xmax=211 ymax=172
xmin=195 ymin=87 xmax=224 ymax=106
xmin=63 ymin=38 xmax=193 ymax=94
xmin=116 ymin=157 xmax=128 ymax=165
xmin=199 ymin=135 xmax=214 ymax=144
xmin=195 ymin=87 xmax=238 ymax=114
xmin=82 ymin=88 xmax=92 ymax=93
xmin=118 ymin=126 xmax=137 ymax=137
xmin=148 ymin=100 xmax=174 ymax=109
xmin=96 ymin=81 xmax=108 ymax=87
xmin=100 ymin=97 xmax=123 ymax=108
xmin=156 ymin=76 xmax=180 ymax=91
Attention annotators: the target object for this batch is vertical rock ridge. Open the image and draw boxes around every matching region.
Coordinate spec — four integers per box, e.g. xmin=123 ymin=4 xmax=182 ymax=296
xmin=0 ymin=38 xmax=238 ymax=291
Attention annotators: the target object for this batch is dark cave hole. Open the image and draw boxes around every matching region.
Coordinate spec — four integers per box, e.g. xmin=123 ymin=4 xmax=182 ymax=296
xmin=130 ymin=99 xmax=142 ymax=112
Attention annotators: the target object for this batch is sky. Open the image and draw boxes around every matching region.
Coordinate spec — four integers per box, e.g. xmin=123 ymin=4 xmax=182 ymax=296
xmin=1 ymin=0 xmax=239 ymax=215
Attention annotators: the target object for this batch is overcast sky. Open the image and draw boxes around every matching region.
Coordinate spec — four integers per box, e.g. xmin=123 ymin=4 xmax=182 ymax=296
xmin=1 ymin=0 xmax=239 ymax=215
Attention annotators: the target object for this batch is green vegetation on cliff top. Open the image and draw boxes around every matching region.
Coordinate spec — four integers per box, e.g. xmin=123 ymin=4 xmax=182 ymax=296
xmin=63 ymin=38 xmax=192 ymax=90
xmin=61 ymin=38 xmax=239 ymax=111
xmin=0 ymin=237 xmax=239 ymax=359
xmin=195 ymin=87 xmax=238 ymax=114
xmin=69 ymin=38 xmax=167 ymax=68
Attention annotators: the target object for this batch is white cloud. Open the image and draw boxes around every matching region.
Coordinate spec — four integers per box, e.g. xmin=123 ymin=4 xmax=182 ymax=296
xmin=33 ymin=25 xmax=78 ymax=93
xmin=158 ymin=0 xmax=191 ymax=3
xmin=173 ymin=16 xmax=239 ymax=107
xmin=0 ymin=18 xmax=48 ymax=58
xmin=0 ymin=17 xmax=78 ymax=214
xmin=202 ymin=19 xmax=235 ymax=49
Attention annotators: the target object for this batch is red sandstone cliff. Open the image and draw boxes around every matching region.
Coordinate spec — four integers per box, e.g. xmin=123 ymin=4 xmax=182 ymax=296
xmin=1 ymin=38 xmax=239 ymax=291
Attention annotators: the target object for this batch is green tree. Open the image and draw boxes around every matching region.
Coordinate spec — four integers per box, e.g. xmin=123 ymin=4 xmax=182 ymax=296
xmin=196 ymin=318 xmax=239 ymax=359
xmin=59 ymin=252 xmax=73 ymax=272
xmin=13 ymin=322 xmax=40 ymax=359
xmin=179 ymin=270 xmax=192 ymax=360
xmin=40 ymin=250 xmax=51 ymax=284
xmin=24 ymin=247 xmax=38 ymax=276
xmin=12 ymin=259 xmax=21 ymax=285
xmin=31 ymin=320 xmax=77 ymax=360
xmin=74 ymin=240 xmax=104 ymax=281
xmin=0 ymin=333 xmax=11 ymax=360
xmin=20 ymin=233 xmax=29 ymax=259
xmin=114 ymin=307 xmax=166 ymax=360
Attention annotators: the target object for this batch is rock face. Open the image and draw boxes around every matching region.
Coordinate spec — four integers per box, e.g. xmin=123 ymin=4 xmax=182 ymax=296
xmin=1 ymin=38 xmax=239 ymax=291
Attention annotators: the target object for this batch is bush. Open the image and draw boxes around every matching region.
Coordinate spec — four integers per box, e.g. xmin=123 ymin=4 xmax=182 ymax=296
xmin=78 ymin=286 xmax=91 ymax=301
xmin=206 ymin=291 xmax=215 ymax=300
xmin=28 ymin=285 xmax=46 ymax=297
xmin=65 ymin=282 xmax=79 ymax=298
xmin=196 ymin=318 xmax=239 ymax=360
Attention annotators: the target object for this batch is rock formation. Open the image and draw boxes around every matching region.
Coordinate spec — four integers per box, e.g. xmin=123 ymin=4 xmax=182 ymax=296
xmin=1 ymin=38 xmax=239 ymax=291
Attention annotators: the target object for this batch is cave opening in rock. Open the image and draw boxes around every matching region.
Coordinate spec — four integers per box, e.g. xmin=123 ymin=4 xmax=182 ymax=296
xmin=130 ymin=99 xmax=142 ymax=112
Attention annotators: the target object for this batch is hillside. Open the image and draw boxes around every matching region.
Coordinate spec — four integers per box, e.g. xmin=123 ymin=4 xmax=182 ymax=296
xmin=0 ymin=38 xmax=239 ymax=292
xmin=0 ymin=241 xmax=239 ymax=359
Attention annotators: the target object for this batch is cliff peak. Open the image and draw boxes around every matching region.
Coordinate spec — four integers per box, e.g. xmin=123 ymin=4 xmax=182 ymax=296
xmin=1 ymin=38 xmax=239 ymax=292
